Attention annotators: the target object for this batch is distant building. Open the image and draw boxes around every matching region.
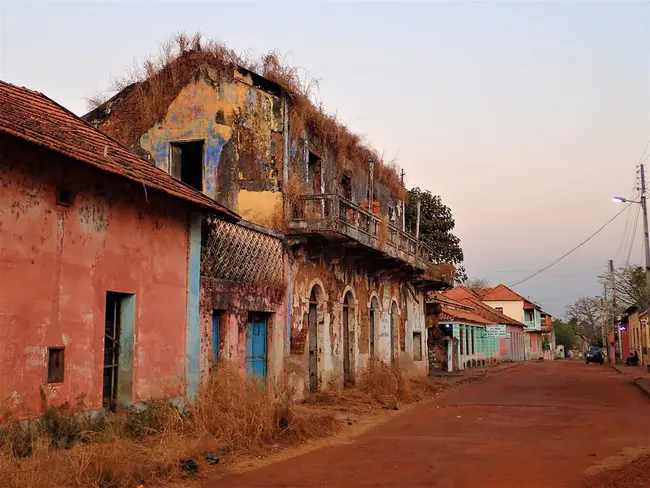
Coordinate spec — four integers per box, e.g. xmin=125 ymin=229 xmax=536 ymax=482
xmin=471 ymin=284 xmax=546 ymax=360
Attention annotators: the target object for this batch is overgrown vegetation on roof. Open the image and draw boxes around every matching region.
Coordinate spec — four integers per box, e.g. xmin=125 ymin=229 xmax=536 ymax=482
xmin=88 ymin=32 xmax=405 ymax=199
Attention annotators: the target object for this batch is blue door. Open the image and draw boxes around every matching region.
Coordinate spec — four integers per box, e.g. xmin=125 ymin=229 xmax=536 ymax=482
xmin=212 ymin=311 xmax=220 ymax=365
xmin=247 ymin=313 xmax=267 ymax=380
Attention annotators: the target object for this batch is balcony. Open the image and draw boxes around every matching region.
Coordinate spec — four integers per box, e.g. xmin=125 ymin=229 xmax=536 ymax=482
xmin=524 ymin=319 xmax=540 ymax=331
xmin=288 ymin=193 xmax=436 ymax=271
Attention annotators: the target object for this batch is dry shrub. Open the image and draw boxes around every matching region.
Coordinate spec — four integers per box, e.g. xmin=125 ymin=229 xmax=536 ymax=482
xmin=191 ymin=364 xmax=278 ymax=453
xmin=191 ymin=363 xmax=339 ymax=453
xmin=360 ymin=358 xmax=440 ymax=405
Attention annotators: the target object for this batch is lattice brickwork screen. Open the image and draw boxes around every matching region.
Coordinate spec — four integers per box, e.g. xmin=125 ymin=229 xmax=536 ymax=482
xmin=201 ymin=218 xmax=284 ymax=286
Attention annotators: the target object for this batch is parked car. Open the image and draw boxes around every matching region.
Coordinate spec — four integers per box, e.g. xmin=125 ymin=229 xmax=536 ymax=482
xmin=585 ymin=346 xmax=605 ymax=365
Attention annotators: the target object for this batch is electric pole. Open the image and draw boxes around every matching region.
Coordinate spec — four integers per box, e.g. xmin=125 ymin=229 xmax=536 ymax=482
xmin=602 ymin=279 xmax=608 ymax=357
xmin=610 ymin=259 xmax=621 ymax=364
xmin=640 ymin=163 xmax=650 ymax=306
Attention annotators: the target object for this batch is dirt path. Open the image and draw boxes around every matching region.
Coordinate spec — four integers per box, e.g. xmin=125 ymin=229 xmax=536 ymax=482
xmin=201 ymin=361 xmax=650 ymax=487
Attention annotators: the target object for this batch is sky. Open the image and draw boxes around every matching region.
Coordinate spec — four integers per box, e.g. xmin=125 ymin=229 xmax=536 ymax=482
xmin=1 ymin=1 xmax=648 ymax=316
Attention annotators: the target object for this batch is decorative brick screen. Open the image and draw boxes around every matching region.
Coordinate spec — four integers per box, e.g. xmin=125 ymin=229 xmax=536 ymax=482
xmin=201 ymin=217 xmax=284 ymax=287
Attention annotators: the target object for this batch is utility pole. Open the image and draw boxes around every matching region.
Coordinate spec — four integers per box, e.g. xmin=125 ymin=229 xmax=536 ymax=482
xmin=610 ymin=259 xmax=621 ymax=364
xmin=368 ymin=156 xmax=375 ymax=205
xmin=601 ymin=279 xmax=608 ymax=358
xmin=401 ymin=169 xmax=406 ymax=231
xmin=415 ymin=200 xmax=422 ymax=240
xmin=640 ymin=163 xmax=650 ymax=306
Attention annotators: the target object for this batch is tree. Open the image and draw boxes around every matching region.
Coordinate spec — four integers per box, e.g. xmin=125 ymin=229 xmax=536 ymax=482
xmin=466 ymin=278 xmax=490 ymax=290
xmin=598 ymin=265 xmax=648 ymax=310
xmin=566 ymin=297 xmax=605 ymax=347
xmin=552 ymin=318 xmax=576 ymax=356
xmin=405 ymin=188 xmax=466 ymax=282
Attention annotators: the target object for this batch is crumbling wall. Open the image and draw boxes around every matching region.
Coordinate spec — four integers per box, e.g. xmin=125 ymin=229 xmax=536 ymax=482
xmin=138 ymin=67 xmax=284 ymax=227
xmin=285 ymin=248 xmax=410 ymax=399
xmin=404 ymin=288 xmax=428 ymax=374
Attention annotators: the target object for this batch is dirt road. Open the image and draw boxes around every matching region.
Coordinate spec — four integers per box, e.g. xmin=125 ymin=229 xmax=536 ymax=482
xmin=207 ymin=361 xmax=650 ymax=487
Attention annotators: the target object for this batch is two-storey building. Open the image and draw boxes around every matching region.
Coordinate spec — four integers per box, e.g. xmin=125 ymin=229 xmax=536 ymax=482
xmin=473 ymin=284 xmax=544 ymax=360
xmin=85 ymin=44 xmax=452 ymax=397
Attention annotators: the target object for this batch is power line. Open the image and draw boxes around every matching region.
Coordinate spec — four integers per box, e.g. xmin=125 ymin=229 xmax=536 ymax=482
xmin=509 ymin=203 xmax=633 ymax=288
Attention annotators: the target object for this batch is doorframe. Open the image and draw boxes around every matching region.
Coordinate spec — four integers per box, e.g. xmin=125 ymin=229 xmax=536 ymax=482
xmin=340 ymin=286 xmax=358 ymax=387
xmin=306 ymin=279 xmax=328 ymax=393
xmin=246 ymin=312 xmax=269 ymax=380
xmin=104 ymin=291 xmax=135 ymax=411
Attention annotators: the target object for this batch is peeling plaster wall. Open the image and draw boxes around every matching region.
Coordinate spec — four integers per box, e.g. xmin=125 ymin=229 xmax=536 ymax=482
xmin=0 ymin=138 xmax=191 ymax=417
xmin=404 ymin=289 xmax=428 ymax=374
xmin=285 ymin=251 xmax=410 ymax=399
xmin=139 ymin=69 xmax=283 ymax=224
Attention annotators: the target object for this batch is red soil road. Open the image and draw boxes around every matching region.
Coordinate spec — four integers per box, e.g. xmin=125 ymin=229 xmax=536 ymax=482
xmin=207 ymin=362 xmax=650 ymax=488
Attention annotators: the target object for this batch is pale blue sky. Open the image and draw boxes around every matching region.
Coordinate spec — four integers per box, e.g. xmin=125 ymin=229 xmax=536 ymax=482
xmin=1 ymin=1 xmax=648 ymax=316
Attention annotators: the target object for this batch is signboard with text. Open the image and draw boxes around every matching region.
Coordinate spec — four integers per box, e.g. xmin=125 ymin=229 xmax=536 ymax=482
xmin=486 ymin=324 xmax=507 ymax=338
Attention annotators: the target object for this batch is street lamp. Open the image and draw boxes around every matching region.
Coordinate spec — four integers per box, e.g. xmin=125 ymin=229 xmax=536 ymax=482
xmin=612 ymin=196 xmax=641 ymax=204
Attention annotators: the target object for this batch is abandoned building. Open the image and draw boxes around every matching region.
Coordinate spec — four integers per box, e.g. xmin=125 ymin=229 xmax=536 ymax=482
xmin=84 ymin=45 xmax=453 ymax=397
xmin=0 ymin=81 xmax=238 ymax=417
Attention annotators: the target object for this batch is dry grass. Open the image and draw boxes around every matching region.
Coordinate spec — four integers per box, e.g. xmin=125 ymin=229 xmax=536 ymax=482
xmin=89 ymin=32 xmax=405 ymax=200
xmin=0 ymin=363 xmax=339 ymax=488
xmin=304 ymin=358 xmax=444 ymax=413
xmin=0 ymin=361 xmax=442 ymax=487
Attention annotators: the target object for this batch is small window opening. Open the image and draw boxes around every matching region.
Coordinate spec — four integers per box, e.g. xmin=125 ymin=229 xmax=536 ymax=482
xmin=413 ymin=332 xmax=422 ymax=361
xmin=47 ymin=347 xmax=65 ymax=383
xmin=56 ymin=187 xmax=73 ymax=207
xmin=495 ymin=307 xmax=503 ymax=313
xmin=307 ymin=151 xmax=322 ymax=194
xmin=170 ymin=140 xmax=204 ymax=191
xmin=341 ymin=175 xmax=352 ymax=201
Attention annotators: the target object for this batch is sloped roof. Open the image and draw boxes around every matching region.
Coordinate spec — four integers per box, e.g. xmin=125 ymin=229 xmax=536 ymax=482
xmin=479 ymin=284 xmax=542 ymax=309
xmin=0 ymin=80 xmax=239 ymax=220
xmin=444 ymin=287 xmax=525 ymax=327
xmin=439 ymin=307 xmax=493 ymax=326
xmin=523 ymin=300 xmax=542 ymax=310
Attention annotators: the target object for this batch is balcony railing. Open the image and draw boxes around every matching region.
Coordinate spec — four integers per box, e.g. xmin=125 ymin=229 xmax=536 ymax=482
xmin=289 ymin=193 xmax=436 ymax=269
xmin=524 ymin=319 xmax=540 ymax=330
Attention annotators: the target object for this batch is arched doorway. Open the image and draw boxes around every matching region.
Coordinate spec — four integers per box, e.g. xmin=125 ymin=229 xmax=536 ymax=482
xmin=308 ymin=285 xmax=323 ymax=393
xmin=369 ymin=297 xmax=379 ymax=356
xmin=390 ymin=301 xmax=398 ymax=363
xmin=343 ymin=291 xmax=354 ymax=387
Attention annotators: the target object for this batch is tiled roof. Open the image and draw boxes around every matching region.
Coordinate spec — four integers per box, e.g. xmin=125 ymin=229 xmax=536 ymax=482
xmin=439 ymin=307 xmax=493 ymax=326
xmin=444 ymin=287 xmax=525 ymax=327
xmin=523 ymin=300 xmax=541 ymax=310
xmin=0 ymin=80 xmax=239 ymax=220
xmin=481 ymin=284 xmax=535 ymax=304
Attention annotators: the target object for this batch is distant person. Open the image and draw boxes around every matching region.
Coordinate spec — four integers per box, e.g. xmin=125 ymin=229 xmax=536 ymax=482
xmin=626 ymin=350 xmax=639 ymax=366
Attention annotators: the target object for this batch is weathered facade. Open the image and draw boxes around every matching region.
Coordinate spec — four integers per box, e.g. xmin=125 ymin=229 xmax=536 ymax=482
xmin=86 ymin=49 xmax=451 ymax=397
xmin=0 ymin=81 xmax=237 ymax=417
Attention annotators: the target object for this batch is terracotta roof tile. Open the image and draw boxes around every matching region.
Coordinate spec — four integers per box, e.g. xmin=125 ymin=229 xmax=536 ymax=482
xmin=0 ymin=80 xmax=239 ymax=220
xmin=480 ymin=284 xmax=524 ymax=302
xmin=439 ymin=307 xmax=493 ymax=326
